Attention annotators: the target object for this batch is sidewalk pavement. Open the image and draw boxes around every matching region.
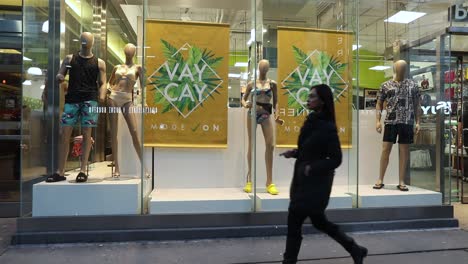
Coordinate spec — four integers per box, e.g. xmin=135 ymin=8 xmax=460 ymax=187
xmin=1 ymin=228 xmax=468 ymax=264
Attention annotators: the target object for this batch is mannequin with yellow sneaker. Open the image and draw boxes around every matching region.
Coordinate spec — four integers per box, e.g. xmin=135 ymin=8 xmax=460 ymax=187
xmin=242 ymin=59 xmax=280 ymax=195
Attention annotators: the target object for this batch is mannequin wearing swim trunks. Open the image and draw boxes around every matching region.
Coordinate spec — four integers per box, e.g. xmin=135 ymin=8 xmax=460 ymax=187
xmin=242 ymin=59 xmax=279 ymax=195
xmin=46 ymin=32 xmax=107 ymax=183
xmin=107 ymin=43 xmax=147 ymax=178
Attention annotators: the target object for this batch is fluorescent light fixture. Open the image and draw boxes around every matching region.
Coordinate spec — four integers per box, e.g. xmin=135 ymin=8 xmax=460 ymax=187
xmin=0 ymin=49 xmax=21 ymax=54
xmin=42 ymin=21 xmax=66 ymax=33
xmin=352 ymin=45 xmax=362 ymax=51
xmin=369 ymin=66 xmax=391 ymax=71
xmin=228 ymin=73 xmax=241 ymax=78
xmin=234 ymin=62 xmax=248 ymax=67
xmin=23 ymin=80 xmax=32 ymax=86
xmin=384 ymin=11 xmax=426 ymax=24
xmin=40 ymin=84 xmax=45 ymax=90
xmin=241 ymin=72 xmax=248 ymax=80
xmin=27 ymin=67 xmax=42 ymax=76
xmin=23 ymin=56 xmax=32 ymax=61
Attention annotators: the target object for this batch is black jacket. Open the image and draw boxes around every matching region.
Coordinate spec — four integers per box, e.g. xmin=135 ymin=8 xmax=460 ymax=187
xmin=289 ymin=112 xmax=342 ymax=212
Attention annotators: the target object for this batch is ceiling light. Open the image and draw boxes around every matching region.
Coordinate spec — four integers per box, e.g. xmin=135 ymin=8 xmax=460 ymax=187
xmin=234 ymin=62 xmax=248 ymax=67
xmin=384 ymin=11 xmax=426 ymax=24
xmin=228 ymin=73 xmax=241 ymax=78
xmin=0 ymin=49 xmax=21 ymax=54
xmin=369 ymin=66 xmax=391 ymax=71
xmin=23 ymin=56 xmax=32 ymax=61
xmin=352 ymin=45 xmax=362 ymax=51
xmin=27 ymin=67 xmax=42 ymax=76
xmin=23 ymin=80 xmax=32 ymax=86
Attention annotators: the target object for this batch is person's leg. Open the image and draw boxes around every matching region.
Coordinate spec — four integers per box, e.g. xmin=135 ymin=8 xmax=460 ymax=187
xmin=107 ymin=98 xmax=120 ymax=175
xmin=261 ymin=116 xmax=275 ymax=187
xmin=376 ymin=124 xmax=396 ymax=186
xmin=56 ymin=103 xmax=79 ymax=176
xmin=79 ymin=101 xmax=99 ymax=174
xmin=246 ymin=112 xmax=254 ymax=183
xmin=80 ymin=127 xmax=93 ymax=173
xmin=398 ymin=144 xmax=410 ymax=187
xmin=283 ymin=207 xmax=308 ymax=264
xmin=57 ymin=126 xmax=73 ymax=175
xmin=396 ymin=124 xmax=413 ymax=190
xmin=310 ymin=212 xmax=367 ymax=264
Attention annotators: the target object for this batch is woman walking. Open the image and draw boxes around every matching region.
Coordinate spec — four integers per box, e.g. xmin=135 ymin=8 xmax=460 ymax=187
xmin=281 ymin=84 xmax=368 ymax=264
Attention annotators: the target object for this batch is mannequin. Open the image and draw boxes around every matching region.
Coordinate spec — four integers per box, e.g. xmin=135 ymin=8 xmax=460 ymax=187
xmin=242 ymin=59 xmax=282 ymax=195
xmin=374 ymin=60 xmax=420 ymax=191
xmin=46 ymin=32 xmax=106 ymax=183
xmin=107 ymin=43 xmax=147 ymax=178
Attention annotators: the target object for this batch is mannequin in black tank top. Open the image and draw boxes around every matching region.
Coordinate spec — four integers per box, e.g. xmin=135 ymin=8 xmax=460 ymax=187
xmin=46 ymin=32 xmax=107 ymax=183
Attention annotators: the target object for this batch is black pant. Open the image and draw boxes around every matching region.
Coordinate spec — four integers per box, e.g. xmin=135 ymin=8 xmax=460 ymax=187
xmin=283 ymin=207 xmax=356 ymax=264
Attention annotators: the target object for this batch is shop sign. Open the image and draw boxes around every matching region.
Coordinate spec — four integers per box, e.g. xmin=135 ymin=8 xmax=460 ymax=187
xmin=449 ymin=5 xmax=468 ymax=22
xmin=421 ymin=101 xmax=452 ymax=115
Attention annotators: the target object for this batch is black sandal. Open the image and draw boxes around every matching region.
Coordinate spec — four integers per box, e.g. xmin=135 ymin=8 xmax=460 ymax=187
xmin=397 ymin=185 xmax=409 ymax=191
xmin=46 ymin=173 xmax=66 ymax=183
xmin=75 ymin=172 xmax=88 ymax=183
xmin=373 ymin=183 xmax=384 ymax=189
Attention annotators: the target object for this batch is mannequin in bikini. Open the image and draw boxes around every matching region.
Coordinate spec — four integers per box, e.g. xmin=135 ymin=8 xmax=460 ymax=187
xmin=107 ymin=43 xmax=147 ymax=178
xmin=242 ymin=59 xmax=283 ymax=195
xmin=46 ymin=32 xmax=106 ymax=183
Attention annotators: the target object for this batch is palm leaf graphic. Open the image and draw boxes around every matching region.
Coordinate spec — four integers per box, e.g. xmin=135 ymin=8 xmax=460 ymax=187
xmin=282 ymin=47 xmax=348 ymax=116
xmin=150 ymin=39 xmax=224 ymax=116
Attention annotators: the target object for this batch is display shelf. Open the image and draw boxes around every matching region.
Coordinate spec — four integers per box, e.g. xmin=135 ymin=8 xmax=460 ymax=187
xmin=255 ymin=185 xmax=353 ymax=212
xmin=33 ymin=162 xmax=147 ymax=217
xmin=149 ymin=188 xmax=252 ymax=214
xmin=355 ymin=185 xmax=442 ymax=208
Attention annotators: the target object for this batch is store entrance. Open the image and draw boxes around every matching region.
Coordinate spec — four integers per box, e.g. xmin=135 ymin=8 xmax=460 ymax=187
xmin=447 ymin=33 xmax=468 ymax=205
xmin=0 ymin=12 xmax=22 ymax=217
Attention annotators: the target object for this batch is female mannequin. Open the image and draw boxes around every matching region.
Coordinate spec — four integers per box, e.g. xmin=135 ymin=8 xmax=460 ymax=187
xmin=107 ymin=43 xmax=147 ymax=178
xmin=242 ymin=59 xmax=279 ymax=195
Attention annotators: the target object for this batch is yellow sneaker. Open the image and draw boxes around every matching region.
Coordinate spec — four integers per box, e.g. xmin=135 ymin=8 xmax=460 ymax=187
xmin=267 ymin=184 xmax=279 ymax=195
xmin=243 ymin=182 xmax=252 ymax=193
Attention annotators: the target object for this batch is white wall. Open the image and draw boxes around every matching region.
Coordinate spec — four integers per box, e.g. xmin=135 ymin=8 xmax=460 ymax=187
xmin=358 ymin=110 xmax=399 ymax=185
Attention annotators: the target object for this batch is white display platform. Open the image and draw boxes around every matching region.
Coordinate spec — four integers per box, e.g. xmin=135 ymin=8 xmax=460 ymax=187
xmin=33 ymin=162 xmax=150 ymax=217
xmin=149 ymin=188 xmax=252 ymax=214
xmin=255 ymin=185 xmax=353 ymax=212
xmin=356 ymin=185 xmax=442 ymax=208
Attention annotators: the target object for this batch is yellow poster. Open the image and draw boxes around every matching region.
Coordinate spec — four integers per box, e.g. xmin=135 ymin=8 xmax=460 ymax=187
xmin=277 ymin=27 xmax=353 ymax=148
xmin=144 ymin=20 xmax=229 ymax=148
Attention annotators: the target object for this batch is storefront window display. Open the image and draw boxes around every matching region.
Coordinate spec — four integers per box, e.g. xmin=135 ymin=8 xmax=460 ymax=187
xmin=19 ymin=0 xmax=463 ymax=220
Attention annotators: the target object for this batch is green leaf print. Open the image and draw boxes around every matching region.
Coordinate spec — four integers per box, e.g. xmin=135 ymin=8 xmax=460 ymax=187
xmin=150 ymin=39 xmax=224 ymax=116
xmin=282 ymin=46 xmax=348 ymax=116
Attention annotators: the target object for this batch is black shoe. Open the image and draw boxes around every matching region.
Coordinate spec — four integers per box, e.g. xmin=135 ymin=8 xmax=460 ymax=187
xmin=75 ymin=172 xmax=88 ymax=183
xmin=46 ymin=173 xmax=66 ymax=183
xmin=351 ymin=245 xmax=368 ymax=264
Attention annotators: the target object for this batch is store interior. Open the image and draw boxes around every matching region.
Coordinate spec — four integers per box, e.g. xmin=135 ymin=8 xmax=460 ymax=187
xmin=1 ymin=0 xmax=467 ymax=216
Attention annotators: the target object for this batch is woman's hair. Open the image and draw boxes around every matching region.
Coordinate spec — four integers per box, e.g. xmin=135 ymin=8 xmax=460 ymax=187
xmin=311 ymin=84 xmax=336 ymax=125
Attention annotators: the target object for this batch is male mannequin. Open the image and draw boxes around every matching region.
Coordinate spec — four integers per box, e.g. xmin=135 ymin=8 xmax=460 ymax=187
xmin=242 ymin=59 xmax=281 ymax=195
xmin=107 ymin=43 xmax=147 ymax=178
xmin=374 ymin=60 xmax=420 ymax=191
xmin=46 ymin=32 xmax=106 ymax=183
